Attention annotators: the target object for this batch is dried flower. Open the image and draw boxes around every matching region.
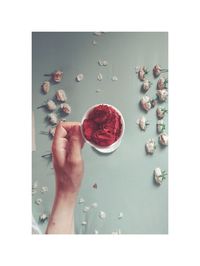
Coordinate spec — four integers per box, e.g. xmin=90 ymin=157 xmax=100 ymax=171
xmin=97 ymin=73 xmax=103 ymax=81
xmin=35 ymin=198 xmax=42 ymax=205
xmin=153 ymin=65 xmax=168 ymax=77
xmin=142 ymin=79 xmax=151 ymax=92
xmin=154 ymin=167 xmax=167 ymax=185
xmin=46 ymin=100 xmax=57 ymax=111
xmin=39 ymin=213 xmax=48 ymax=223
xmin=157 ymin=89 xmax=168 ymax=102
xmin=41 ymin=81 xmax=50 ymax=94
xmin=157 ymin=120 xmax=166 ymax=134
xmin=52 ymin=70 xmax=63 ymax=83
xmin=156 ymin=106 xmax=168 ymax=119
xmin=157 ymin=77 xmax=168 ymax=90
xmin=138 ymin=66 xmax=148 ymax=81
xmin=60 ymin=103 xmax=71 ymax=114
xmin=140 ymin=96 xmax=152 ymax=112
xmin=76 ymin=73 xmax=84 ymax=82
xmin=145 ymin=139 xmax=156 ymax=154
xmin=159 ymin=132 xmax=168 ymax=146
xmin=55 ymin=89 xmax=67 ymax=102
xmin=47 ymin=113 xmax=58 ymax=125
xmin=136 ymin=116 xmax=150 ymax=131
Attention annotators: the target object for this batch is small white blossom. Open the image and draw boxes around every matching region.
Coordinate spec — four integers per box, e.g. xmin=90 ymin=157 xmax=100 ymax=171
xmin=157 ymin=120 xmax=166 ymax=133
xmin=55 ymin=89 xmax=67 ymax=102
xmin=82 ymin=221 xmax=87 ymax=225
xmin=42 ymin=81 xmax=50 ymax=94
xmin=153 ymin=64 xmax=161 ymax=77
xmin=79 ymin=198 xmax=85 ymax=204
xmin=99 ymin=211 xmax=106 ymax=219
xmin=157 ymin=77 xmax=168 ymax=90
xmin=97 ymin=73 xmax=103 ymax=81
xmin=159 ymin=132 xmax=168 ymax=146
xmin=35 ymin=198 xmax=42 ymax=205
xmin=60 ymin=103 xmax=71 ymax=114
xmin=47 ymin=113 xmax=58 ymax=125
xmin=138 ymin=66 xmax=148 ymax=81
xmin=47 ymin=100 xmax=57 ymax=111
xmin=145 ymin=139 xmax=156 ymax=154
xmin=157 ymin=106 xmax=167 ymax=119
xmin=39 ymin=213 xmax=48 ymax=223
xmin=140 ymin=96 xmax=152 ymax=112
xmin=83 ymin=206 xmax=90 ymax=212
xmin=154 ymin=167 xmax=167 ymax=185
xmin=157 ymin=89 xmax=168 ymax=102
xmin=76 ymin=73 xmax=84 ymax=82
xmin=91 ymin=202 xmax=98 ymax=208
xmin=94 ymin=229 xmax=99 ymax=234
xmin=142 ymin=79 xmax=151 ymax=92
xmin=40 ymin=186 xmax=48 ymax=193
xmin=112 ymin=76 xmax=118 ymax=81
xmin=118 ymin=212 xmax=124 ymax=219
xmin=136 ymin=116 xmax=149 ymax=131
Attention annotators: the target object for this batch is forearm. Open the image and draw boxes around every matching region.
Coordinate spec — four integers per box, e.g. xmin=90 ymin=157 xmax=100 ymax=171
xmin=46 ymin=190 xmax=77 ymax=234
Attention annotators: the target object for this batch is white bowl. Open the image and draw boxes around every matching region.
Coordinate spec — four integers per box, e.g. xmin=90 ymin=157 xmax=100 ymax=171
xmin=81 ymin=104 xmax=125 ymax=153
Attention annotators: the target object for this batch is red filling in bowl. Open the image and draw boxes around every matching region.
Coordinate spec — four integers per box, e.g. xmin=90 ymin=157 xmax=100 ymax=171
xmin=82 ymin=104 xmax=122 ymax=147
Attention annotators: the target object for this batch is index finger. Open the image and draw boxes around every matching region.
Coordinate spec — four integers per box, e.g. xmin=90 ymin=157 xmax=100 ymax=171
xmin=54 ymin=122 xmax=81 ymax=139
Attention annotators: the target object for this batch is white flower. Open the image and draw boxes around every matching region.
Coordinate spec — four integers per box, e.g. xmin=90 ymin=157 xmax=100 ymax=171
xmin=47 ymin=100 xmax=57 ymax=111
xmin=42 ymin=81 xmax=50 ymax=94
xmin=60 ymin=103 xmax=71 ymax=114
xmin=153 ymin=64 xmax=161 ymax=77
xmin=145 ymin=139 xmax=156 ymax=154
xmin=47 ymin=113 xmax=58 ymax=125
xmin=154 ymin=167 xmax=167 ymax=185
xmin=138 ymin=66 xmax=147 ymax=81
xmin=97 ymin=73 xmax=103 ymax=81
xmin=157 ymin=77 xmax=167 ymax=90
xmin=142 ymin=79 xmax=151 ymax=92
xmin=159 ymin=132 xmax=168 ymax=146
xmin=56 ymin=89 xmax=67 ymax=102
xmin=99 ymin=211 xmax=106 ymax=219
xmin=82 ymin=221 xmax=87 ymax=225
xmin=157 ymin=106 xmax=167 ymax=119
xmin=140 ymin=96 xmax=152 ymax=111
xmin=53 ymin=70 xmax=63 ymax=83
xmin=76 ymin=73 xmax=84 ymax=82
xmin=157 ymin=89 xmax=168 ymax=102
xmin=137 ymin=116 xmax=149 ymax=131
xmin=157 ymin=120 xmax=165 ymax=133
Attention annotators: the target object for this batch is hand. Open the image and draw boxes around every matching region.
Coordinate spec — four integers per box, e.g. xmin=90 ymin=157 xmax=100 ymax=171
xmin=46 ymin=122 xmax=84 ymax=234
xmin=52 ymin=122 xmax=85 ymax=195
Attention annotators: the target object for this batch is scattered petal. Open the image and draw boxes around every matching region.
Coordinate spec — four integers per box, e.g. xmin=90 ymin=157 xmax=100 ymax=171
xmin=145 ymin=139 xmax=156 ymax=154
xmin=112 ymin=76 xmax=118 ymax=81
xmin=41 ymin=81 xmax=50 ymax=94
xmin=35 ymin=198 xmax=42 ymax=205
xmin=79 ymin=198 xmax=85 ymax=204
xmin=91 ymin=202 xmax=98 ymax=208
xmin=76 ymin=73 xmax=84 ymax=82
xmin=92 ymin=40 xmax=97 ymax=45
xmin=55 ymin=89 xmax=67 ymax=102
xmin=159 ymin=132 xmax=168 ymax=146
xmin=103 ymin=60 xmax=108 ymax=66
xmin=96 ymin=89 xmax=102 ymax=93
xmin=94 ymin=229 xmax=99 ymax=234
xmin=40 ymin=186 xmax=48 ymax=193
xmin=97 ymin=73 xmax=103 ymax=81
xmin=32 ymin=181 xmax=38 ymax=189
xmin=83 ymin=206 xmax=90 ymax=212
xmin=118 ymin=212 xmax=124 ymax=219
xmin=98 ymin=60 xmax=104 ymax=66
xmin=82 ymin=221 xmax=87 ymax=225
xmin=99 ymin=211 xmax=106 ymax=219
xmin=92 ymin=183 xmax=97 ymax=189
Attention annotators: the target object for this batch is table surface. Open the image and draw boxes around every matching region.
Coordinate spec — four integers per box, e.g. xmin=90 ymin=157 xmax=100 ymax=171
xmin=32 ymin=32 xmax=168 ymax=234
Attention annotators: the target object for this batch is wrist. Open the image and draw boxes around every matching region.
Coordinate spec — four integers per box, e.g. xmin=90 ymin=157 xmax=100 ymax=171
xmin=55 ymin=188 xmax=78 ymax=206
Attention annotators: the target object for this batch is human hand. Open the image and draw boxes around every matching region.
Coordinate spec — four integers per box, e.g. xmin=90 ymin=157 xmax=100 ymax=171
xmin=52 ymin=122 xmax=85 ymax=195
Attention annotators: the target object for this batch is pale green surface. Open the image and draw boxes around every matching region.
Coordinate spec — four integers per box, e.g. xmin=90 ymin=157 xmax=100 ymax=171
xmin=32 ymin=32 xmax=168 ymax=234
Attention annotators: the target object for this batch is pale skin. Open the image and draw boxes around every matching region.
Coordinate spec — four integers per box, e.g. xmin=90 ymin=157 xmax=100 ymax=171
xmin=46 ymin=122 xmax=84 ymax=234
